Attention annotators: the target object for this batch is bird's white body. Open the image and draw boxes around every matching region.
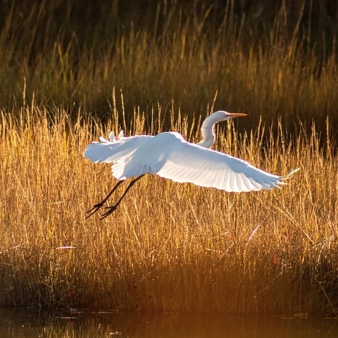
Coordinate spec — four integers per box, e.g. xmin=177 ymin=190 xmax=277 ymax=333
xmin=84 ymin=111 xmax=298 ymax=193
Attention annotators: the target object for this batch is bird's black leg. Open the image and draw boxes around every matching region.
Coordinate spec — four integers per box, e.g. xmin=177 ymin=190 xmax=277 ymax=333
xmin=86 ymin=180 xmax=125 ymax=219
xmin=100 ymin=174 xmax=145 ymax=219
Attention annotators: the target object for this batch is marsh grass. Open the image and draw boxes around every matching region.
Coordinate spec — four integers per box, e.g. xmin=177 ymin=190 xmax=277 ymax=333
xmin=0 ymin=1 xmax=337 ymax=132
xmin=0 ymin=0 xmax=338 ymax=314
xmin=0 ymin=102 xmax=337 ymax=315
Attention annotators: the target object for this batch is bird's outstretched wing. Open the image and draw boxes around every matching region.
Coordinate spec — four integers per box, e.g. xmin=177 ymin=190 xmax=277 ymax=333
xmin=84 ymin=134 xmax=153 ymax=164
xmin=153 ymin=132 xmax=297 ymax=192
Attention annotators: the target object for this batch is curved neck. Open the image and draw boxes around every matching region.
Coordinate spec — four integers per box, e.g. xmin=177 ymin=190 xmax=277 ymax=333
xmin=198 ymin=114 xmax=219 ymax=148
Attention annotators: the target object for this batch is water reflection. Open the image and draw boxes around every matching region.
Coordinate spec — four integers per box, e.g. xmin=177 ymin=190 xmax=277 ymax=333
xmin=0 ymin=308 xmax=337 ymax=338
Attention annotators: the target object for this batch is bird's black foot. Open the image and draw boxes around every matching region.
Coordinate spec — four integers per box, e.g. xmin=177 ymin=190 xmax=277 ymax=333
xmin=100 ymin=205 xmax=118 ymax=219
xmin=86 ymin=202 xmax=105 ymax=219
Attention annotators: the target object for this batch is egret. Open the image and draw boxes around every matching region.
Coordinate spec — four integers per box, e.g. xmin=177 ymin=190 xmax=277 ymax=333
xmin=84 ymin=110 xmax=298 ymax=219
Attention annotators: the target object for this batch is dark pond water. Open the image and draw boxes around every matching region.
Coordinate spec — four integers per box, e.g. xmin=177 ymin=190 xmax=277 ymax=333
xmin=0 ymin=308 xmax=337 ymax=338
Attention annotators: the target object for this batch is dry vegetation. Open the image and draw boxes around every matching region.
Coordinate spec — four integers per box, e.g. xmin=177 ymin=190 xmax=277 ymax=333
xmin=1 ymin=1 xmax=338 ymax=130
xmin=0 ymin=0 xmax=338 ymax=314
xmin=0 ymin=103 xmax=337 ymax=314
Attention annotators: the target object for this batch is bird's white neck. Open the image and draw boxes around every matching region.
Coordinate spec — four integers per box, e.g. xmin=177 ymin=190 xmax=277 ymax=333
xmin=198 ymin=114 xmax=219 ymax=148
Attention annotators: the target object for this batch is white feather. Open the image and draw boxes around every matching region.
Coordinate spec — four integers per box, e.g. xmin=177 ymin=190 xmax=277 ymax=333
xmin=84 ymin=111 xmax=299 ymax=194
xmin=84 ymin=135 xmax=153 ymax=164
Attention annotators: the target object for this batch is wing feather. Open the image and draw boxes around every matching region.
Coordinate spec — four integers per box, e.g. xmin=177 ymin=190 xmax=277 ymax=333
xmin=84 ymin=135 xmax=153 ymax=164
xmin=155 ymin=134 xmax=286 ymax=192
xmin=85 ymin=130 xmax=298 ymax=193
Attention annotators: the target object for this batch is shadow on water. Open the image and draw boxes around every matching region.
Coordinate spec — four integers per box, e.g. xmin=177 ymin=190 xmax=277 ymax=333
xmin=0 ymin=308 xmax=337 ymax=338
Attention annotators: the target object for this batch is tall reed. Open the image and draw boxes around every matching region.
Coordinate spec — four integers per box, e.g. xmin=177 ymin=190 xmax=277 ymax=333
xmin=0 ymin=1 xmax=337 ymax=133
xmin=0 ymin=102 xmax=337 ymax=314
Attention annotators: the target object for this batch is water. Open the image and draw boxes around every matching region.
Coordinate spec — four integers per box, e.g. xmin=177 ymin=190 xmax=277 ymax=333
xmin=0 ymin=308 xmax=337 ymax=338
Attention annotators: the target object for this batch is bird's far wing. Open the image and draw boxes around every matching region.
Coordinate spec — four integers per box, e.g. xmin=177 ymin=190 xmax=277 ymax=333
xmin=99 ymin=131 xmax=116 ymax=143
xmin=156 ymin=135 xmax=290 ymax=192
xmin=84 ymin=134 xmax=153 ymax=164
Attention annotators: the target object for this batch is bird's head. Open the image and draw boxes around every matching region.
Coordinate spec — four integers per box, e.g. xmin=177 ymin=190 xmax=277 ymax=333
xmin=214 ymin=110 xmax=248 ymax=121
xmin=199 ymin=110 xmax=248 ymax=148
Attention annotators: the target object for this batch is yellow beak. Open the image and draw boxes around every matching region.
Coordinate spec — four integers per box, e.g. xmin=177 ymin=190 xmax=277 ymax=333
xmin=228 ymin=112 xmax=248 ymax=117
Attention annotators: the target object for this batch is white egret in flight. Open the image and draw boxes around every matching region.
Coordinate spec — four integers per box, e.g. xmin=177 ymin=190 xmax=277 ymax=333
xmin=84 ymin=111 xmax=298 ymax=219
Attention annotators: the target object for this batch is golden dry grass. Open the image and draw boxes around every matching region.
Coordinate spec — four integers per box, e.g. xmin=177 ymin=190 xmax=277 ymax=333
xmin=1 ymin=1 xmax=337 ymax=132
xmin=0 ymin=104 xmax=337 ymax=315
xmin=0 ymin=1 xmax=337 ymax=315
